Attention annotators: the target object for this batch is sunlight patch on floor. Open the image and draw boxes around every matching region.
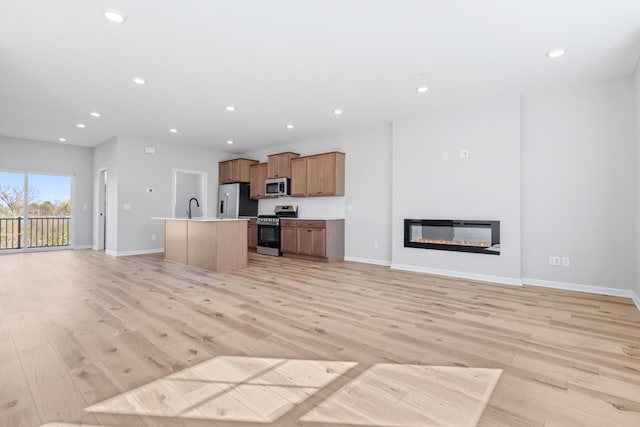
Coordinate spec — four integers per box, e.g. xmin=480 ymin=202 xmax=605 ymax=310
xmin=299 ymin=364 xmax=502 ymax=427
xmin=84 ymin=355 xmax=357 ymax=423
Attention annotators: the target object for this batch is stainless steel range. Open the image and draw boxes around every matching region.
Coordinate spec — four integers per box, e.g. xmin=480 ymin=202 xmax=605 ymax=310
xmin=256 ymin=205 xmax=298 ymax=256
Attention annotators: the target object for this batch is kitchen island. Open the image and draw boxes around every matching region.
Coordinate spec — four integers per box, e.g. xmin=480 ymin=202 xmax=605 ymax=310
xmin=154 ymin=218 xmax=248 ymax=272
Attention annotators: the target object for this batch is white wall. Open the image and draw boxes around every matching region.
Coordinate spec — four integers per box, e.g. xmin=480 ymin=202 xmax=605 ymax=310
xmin=391 ymin=97 xmax=522 ymax=284
xmin=522 ymin=78 xmax=636 ymax=291
xmin=635 ymin=63 xmax=640 ymax=298
xmin=93 ymin=137 xmax=118 ymax=252
xmin=242 ymin=123 xmax=393 ymax=265
xmin=112 ymin=136 xmax=229 ymax=254
xmin=0 ymin=135 xmax=93 ymax=247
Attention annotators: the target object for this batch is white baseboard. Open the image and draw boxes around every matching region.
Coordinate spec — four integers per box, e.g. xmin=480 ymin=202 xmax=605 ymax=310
xmin=632 ymin=292 xmax=640 ymax=311
xmin=344 ymin=256 xmax=392 ymax=267
xmin=523 ymin=277 xmax=640 ymax=311
xmin=105 ymin=248 xmax=164 ymax=257
xmin=73 ymin=245 xmax=92 ymax=250
xmin=390 ymin=263 xmax=523 ymax=287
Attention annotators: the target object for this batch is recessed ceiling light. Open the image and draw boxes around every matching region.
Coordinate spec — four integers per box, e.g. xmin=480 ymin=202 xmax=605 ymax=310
xmin=286 ymin=124 xmax=294 ymax=129
xmin=546 ymin=49 xmax=566 ymax=59
xmin=104 ymin=9 xmax=126 ymax=24
xmin=417 ymin=86 xmax=429 ymax=93
xmin=58 ymin=137 xmax=67 ymax=142
xmin=76 ymin=123 xmax=86 ymax=128
xmin=225 ymin=106 xmax=235 ymax=112
xmin=132 ymin=77 xmax=146 ymax=85
xmin=169 ymin=128 xmax=178 ymax=133
xmin=90 ymin=112 xmax=101 ymax=117
xmin=227 ymin=140 xmax=234 ymax=144
xmin=333 ymin=109 xmax=343 ymax=115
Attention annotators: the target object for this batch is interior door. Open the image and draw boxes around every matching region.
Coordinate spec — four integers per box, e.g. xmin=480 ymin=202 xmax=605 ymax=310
xmin=98 ymin=170 xmax=107 ymax=250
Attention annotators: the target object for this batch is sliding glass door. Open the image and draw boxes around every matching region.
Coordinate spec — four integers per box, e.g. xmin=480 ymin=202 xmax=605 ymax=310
xmin=0 ymin=171 xmax=72 ymax=251
xmin=0 ymin=171 xmax=25 ymax=249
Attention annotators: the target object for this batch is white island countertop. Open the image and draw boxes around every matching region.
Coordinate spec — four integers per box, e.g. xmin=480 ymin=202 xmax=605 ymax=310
xmin=151 ymin=217 xmax=249 ymax=222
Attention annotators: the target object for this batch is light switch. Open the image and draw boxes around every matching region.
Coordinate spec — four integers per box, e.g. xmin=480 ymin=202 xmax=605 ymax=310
xmin=123 ymin=203 xmax=131 ymax=210
xmin=459 ymin=150 xmax=469 ymax=159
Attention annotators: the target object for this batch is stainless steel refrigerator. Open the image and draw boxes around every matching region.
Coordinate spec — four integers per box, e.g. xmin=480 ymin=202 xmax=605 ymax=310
xmin=217 ymin=183 xmax=258 ymax=218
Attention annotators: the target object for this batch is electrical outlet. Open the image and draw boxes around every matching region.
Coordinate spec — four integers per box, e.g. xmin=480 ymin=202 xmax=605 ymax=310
xmin=562 ymin=257 xmax=570 ymax=267
xmin=549 ymin=256 xmax=561 ymax=266
xmin=373 ymin=242 xmax=379 ymax=249
xmin=442 ymin=152 xmax=448 ymax=161
xmin=151 ymin=234 xmax=156 ymax=241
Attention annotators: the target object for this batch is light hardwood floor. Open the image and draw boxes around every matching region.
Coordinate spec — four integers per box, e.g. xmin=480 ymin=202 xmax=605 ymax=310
xmin=1 ymin=250 xmax=640 ymax=427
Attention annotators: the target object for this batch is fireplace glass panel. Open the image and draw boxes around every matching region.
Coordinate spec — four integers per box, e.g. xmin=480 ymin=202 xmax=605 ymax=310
xmin=404 ymin=219 xmax=500 ymax=255
xmin=410 ymin=225 xmax=491 ymax=247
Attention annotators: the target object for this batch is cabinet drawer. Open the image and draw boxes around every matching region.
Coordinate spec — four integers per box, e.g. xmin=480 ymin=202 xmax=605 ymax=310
xmin=280 ymin=219 xmax=298 ymax=227
xmin=297 ymin=220 xmax=325 ymax=229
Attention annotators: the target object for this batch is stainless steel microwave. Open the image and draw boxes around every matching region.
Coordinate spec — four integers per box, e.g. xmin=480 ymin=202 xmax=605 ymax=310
xmin=265 ymin=177 xmax=289 ymax=196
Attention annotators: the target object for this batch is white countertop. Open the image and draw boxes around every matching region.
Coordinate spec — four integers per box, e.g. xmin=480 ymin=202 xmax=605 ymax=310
xmin=151 ymin=217 xmax=249 ymax=222
xmin=282 ymin=217 xmax=346 ymax=220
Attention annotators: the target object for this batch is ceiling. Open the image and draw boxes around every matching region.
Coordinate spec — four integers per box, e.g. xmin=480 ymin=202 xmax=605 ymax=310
xmin=1 ymin=1 xmax=639 ymax=154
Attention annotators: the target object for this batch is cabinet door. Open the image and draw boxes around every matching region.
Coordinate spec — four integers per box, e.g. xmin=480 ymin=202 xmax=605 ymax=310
xmin=306 ymin=152 xmax=344 ymax=197
xmin=250 ymin=164 xmax=262 ymax=199
xmin=297 ymin=227 xmax=325 ymax=256
xmin=297 ymin=227 xmax=313 ymax=255
xmin=306 ymin=155 xmax=324 ymax=196
xmin=267 ymin=155 xmax=280 ymax=178
xmin=219 ymin=161 xmax=232 ymax=183
xmin=281 ymin=226 xmax=298 ymax=254
xmin=310 ymin=228 xmax=326 ymax=257
xmin=248 ymin=222 xmax=258 ymax=249
xmin=290 ymin=158 xmax=307 ymax=197
xmin=229 ymin=160 xmax=241 ymax=182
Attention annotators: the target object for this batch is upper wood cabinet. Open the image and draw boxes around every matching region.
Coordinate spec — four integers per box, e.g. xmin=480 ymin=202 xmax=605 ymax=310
xmin=218 ymin=158 xmax=258 ymax=184
xmin=249 ymin=163 xmax=271 ymax=199
xmin=290 ymin=157 xmax=307 ymax=197
xmin=267 ymin=152 xmax=300 ymax=179
xmin=305 ymin=152 xmax=345 ymax=197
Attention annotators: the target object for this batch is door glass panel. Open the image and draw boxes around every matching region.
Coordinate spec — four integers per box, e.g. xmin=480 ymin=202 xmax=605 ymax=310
xmin=26 ymin=174 xmax=71 ymax=248
xmin=0 ymin=171 xmax=25 ymax=249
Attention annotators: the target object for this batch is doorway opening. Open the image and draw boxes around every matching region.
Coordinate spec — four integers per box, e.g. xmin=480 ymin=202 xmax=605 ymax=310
xmin=173 ymin=170 xmax=206 ymax=218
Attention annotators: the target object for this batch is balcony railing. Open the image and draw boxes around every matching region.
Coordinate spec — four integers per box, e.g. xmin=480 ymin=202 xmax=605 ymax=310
xmin=0 ymin=217 xmax=70 ymax=250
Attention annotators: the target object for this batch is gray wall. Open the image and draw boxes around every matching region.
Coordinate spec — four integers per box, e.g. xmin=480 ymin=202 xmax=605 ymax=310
xmin=0 ymin=135 xmax=93 ymax=247
xmin=112 ymin=136 xmax=229 ymax=254
xmin=522 ymin=78 xmax=636 ymax=291
xmin=635 ymin=63 xmax=640 ymax=297
xmin=242 ymin=123 xmax=393 ymax=265
xmin=390 ymin=97 xmax=522 ymax=284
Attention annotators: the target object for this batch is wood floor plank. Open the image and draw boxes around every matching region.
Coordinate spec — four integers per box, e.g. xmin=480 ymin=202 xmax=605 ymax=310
xmin=0 ymin=250 xmax=639 ymax=427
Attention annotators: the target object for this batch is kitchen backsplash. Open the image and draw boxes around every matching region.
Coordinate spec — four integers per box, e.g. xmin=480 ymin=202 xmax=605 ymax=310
xmin=258 ymin=196 xmax=346 ymax=218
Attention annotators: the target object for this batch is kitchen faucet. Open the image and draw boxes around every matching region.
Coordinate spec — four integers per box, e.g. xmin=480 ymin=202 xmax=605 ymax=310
xmin=187 ymin=197 xmax=200 ymax=219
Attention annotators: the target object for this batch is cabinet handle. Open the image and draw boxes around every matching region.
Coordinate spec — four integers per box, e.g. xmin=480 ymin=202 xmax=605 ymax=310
xmin=307 ymin=229 xmax=311 ymax=232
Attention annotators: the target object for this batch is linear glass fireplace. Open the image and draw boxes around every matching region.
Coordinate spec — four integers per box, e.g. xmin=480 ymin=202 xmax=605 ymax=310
xmin=404 ymin=219 xmax=500 ymax=255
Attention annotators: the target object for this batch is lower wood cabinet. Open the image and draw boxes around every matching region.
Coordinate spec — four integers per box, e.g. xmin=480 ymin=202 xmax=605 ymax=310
xmin=280 ymin=219 xmax=344 ymax=262
xmin=280 ymin=220 xmax=298 ymax=254
xmin=247 ymin=218 xmax=258 ymax=249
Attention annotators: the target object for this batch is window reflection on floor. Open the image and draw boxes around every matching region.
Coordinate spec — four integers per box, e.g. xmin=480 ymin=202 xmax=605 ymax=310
xmin=79 ymin=356 xmax=501 ymax=426
xmin=84 ymin=356 xmax=357 ymax=423
xmin=300 ymin=364 xmax=502 ymax=427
